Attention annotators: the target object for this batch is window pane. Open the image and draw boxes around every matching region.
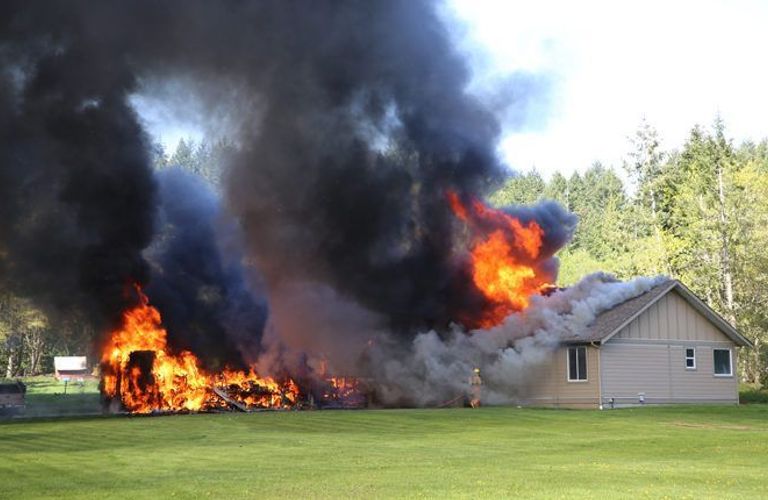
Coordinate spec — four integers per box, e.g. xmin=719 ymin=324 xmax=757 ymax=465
xmin=686 ymin=358 xmax=695 ymax=368
xmin=686 ymin=348 xmax=694 ymax=358
xmin=568 ymin=348 xmax=577 ymax=380
xmin=577 ymin=347 xmax=587 ymax=380
xmin=714 ymin=350 xmax=731 ymax=375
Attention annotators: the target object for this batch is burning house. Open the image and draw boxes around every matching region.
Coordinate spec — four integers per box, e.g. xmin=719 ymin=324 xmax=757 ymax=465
xmin=0 ymin=1 xmax=749 ymax=415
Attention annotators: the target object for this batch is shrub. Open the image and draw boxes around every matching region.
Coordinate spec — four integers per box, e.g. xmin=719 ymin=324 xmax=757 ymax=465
xmin=740 ymin=385 xmax=768 ymax=404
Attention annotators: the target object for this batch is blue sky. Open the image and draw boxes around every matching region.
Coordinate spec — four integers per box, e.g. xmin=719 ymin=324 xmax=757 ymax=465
xmin=447 ymin=0 xmax=768 ymax=177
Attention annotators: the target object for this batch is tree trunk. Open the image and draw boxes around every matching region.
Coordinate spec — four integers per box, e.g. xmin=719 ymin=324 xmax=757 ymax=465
xmin=29 ymin=344 xmax=40 ymax=376
xmin=717 ymin=163 xmax=736 ymax=324
xmin=6 ymin=353 xmax=13 ymax=378
xmin=649 ymin=186 xmax=671 ymax=275
xmin=753 ymin=337 xmax=764 ymax=386
xmin=26 ymin=329 xmax=44 ymax=376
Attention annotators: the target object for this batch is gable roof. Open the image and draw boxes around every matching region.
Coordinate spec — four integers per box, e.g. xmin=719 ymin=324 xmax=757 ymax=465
xmin=564 ymin=279 xmax=753 ymax=347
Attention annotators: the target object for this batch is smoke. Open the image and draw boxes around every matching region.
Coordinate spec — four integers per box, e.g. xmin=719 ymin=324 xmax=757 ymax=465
xmin=0 ymin=13 xmax=156 ymax=332
xmin=0 ymin=0 xmax=624 ymax=405
xmin=366 ymin=273 xmax=667 ymax=406
xmin=1 ymin=1 xmax=556 ymax=340
xmin=144 ymin=168 xmax=268 ymax=371
xmin=219 ymin=0 xmax=507 ymax=334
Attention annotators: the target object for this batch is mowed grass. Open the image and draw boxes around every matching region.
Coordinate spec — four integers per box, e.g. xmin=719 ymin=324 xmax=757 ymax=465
xmin=20 ymin=375 xmax=100 ymax=395
xmin=1 ymin=406 xmax=767 ymax=499
xmin=3 ymin=376 xmax=101 ymax=417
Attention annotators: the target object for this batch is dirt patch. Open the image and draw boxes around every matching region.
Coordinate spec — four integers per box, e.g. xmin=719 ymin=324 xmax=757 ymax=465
xmin=668 ymin=421 xmax=752 ymax=431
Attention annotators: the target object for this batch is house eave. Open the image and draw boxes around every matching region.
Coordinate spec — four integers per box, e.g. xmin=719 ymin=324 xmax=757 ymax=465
xmin=560 ymin=339 xmax=602 ymax=346
xmin=671 ymin=281 xmax=753 ymax=348
xmin=598 ymin=280 xmax=753 ymax=348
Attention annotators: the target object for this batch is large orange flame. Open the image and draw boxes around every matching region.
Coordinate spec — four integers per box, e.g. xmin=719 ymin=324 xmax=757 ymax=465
xmin=448 ymin=191 xmax=550 ymax=327
xmin=101 ymin=286 xmax=299 ymax=413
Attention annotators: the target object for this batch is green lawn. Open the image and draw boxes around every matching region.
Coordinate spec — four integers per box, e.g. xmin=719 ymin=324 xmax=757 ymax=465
xmin=1 ymin=405 xmax=767 ymax=499
xmin=18 ymin=375 xmax=100 ymax=395
xmin=1 ymin=375 xmax=101 ymax=417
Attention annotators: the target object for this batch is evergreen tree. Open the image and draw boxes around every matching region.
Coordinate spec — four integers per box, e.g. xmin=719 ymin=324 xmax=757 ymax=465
xmin=169 ymin=138 xmax=199 ymax=173
xmin=543 ymin=172 xmax=569 ymax=207
xmin=624 ymin=119 xmax=671 ymax=274
xmin=490 ymin=169 xmax=545 ymax=206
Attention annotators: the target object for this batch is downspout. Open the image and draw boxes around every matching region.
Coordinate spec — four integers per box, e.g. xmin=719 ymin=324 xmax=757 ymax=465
xmin=591 ymin=341 xmax=603 ymax=409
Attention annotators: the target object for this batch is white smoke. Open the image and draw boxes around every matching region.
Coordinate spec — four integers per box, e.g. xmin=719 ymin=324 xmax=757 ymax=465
xmin=367 ymin=272 xmax=667 ymax=406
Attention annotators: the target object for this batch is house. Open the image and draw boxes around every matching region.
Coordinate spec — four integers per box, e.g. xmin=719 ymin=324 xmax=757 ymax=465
xmin=53 ymin=356 xmax=89 ymax=381
xmin=523 ymin=279 xmax=753 ymax=408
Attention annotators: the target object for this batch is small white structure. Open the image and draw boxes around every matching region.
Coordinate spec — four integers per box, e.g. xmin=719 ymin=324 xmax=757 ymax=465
xmin=53 ymin=356 xmax=89 ymax=380
xmin=523 ymin=280 xmax=753 ymax=408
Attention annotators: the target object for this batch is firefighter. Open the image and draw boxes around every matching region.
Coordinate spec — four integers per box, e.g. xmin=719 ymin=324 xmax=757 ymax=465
xmin=469 ymin=367 xmax=482 ymax=408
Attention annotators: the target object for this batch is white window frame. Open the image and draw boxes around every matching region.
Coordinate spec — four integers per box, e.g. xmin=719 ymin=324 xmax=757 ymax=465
xmin=567 ymin=346 xmax=588 ymax=382
xmin=713 ymin=348 xmax=733 ymax=377
xmin=684 ymin=347 xmax=696 ymax=370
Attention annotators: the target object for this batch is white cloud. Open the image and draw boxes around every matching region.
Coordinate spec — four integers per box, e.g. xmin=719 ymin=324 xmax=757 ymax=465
xmin=448 ymin=0 xmax=768 ymax=177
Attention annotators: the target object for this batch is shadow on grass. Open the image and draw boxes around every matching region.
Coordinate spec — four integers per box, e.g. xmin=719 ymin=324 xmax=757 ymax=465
xmin=21 ymin=392 xmax=103 ymax=417
xmin=20 ymin=375 xmax=100 ymax=395
xmin=0 ymin=375 xmax=103 ymax=419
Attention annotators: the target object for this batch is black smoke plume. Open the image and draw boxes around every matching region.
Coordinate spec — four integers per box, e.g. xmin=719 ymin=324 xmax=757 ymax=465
xmin=145 ymin=169 xmax=268 ymax=370
xmin=0 ymin=11 xmax=155 ymax=333
xmin=0 ymin=1 xmax=563 ymax=365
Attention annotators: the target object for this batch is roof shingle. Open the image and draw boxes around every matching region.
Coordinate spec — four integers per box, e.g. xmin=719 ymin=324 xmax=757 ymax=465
xmin=560 ymin=278 xmax=751 ymax=347
xmin=562 ymin=279 xmax=676 ymax=343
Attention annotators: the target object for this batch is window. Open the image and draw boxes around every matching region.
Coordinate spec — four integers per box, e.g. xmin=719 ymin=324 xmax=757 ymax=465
xmin=685 ymin=348 xmax=696 ymax=369
xmin=567 ymin=346 xmax=587 ymax=381
xmin=713 ymin=349 xmax=732 ymax=376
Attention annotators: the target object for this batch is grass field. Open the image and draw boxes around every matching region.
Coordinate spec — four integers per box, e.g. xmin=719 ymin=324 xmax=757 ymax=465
xmin=1 ymin=375 xmax=101 ymax=417
xmin=2 ymin=405 xmax=767 ymax=499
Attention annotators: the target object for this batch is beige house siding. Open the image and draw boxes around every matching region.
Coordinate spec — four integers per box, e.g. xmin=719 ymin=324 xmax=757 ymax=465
xmin=522 ymin=345 xmax=600 ymax=408
xmin=523 ymin=287 xmax=742 ymax=408
xmin=600 ymin=342 xmax=739 ymax=405
xmin=613 ymin=290 xmax=726 ymax=342
xmin=601 ymin=289 xmax=739 ymax=405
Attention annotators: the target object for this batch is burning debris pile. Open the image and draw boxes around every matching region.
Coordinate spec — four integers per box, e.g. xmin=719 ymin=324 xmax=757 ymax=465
xmin=100 ymin=286 xmax=298 ymax=413
xmin=101 ymin=286 xmax=366 ymax=413
xmin=0 ymin=0 xmax=660 ymax=414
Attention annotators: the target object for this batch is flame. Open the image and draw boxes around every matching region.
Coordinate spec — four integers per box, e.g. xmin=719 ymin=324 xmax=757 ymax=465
xmin=322 ymin=377 xmax=366 ymax=407
xmin=101 ymin=286 xmax=299 ymax=413
xmin=448 ymin=191 xmax=551 ymax=327
xmin=217 ymin=368 xmax=300 ymax=409
xmin=324 ymin=377 xmax=361 ymax=399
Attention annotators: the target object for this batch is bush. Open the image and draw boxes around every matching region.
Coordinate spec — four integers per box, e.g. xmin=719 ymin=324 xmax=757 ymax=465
xmin=740 ymin=385 xmax=768 ymax=404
